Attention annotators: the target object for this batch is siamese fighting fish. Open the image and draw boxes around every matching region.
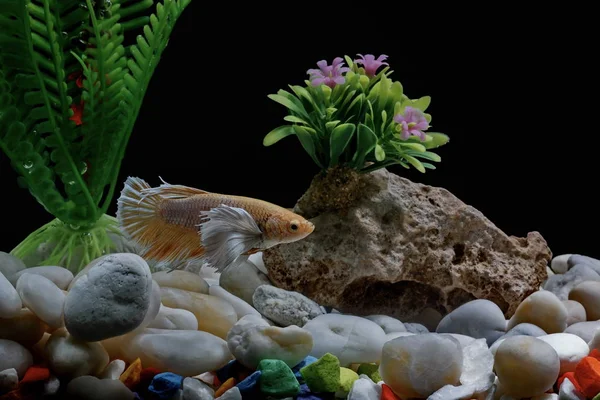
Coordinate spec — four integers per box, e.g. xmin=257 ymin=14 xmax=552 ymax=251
xmin=116 ymin=177 xmax=315 ymax=272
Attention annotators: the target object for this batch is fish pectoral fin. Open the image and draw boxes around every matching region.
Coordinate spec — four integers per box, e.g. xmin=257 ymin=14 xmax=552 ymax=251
xmin=199 ymin=205 xmax=263 ymax=272
xmin=243 ymin=248 xmax=261 ymax=255
xmin=140 ymin=176 xmax=208 ymax=200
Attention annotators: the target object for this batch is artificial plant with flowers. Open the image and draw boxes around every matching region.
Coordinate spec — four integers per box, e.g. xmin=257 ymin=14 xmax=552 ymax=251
xmin=264 ymin=54 xmax=449 ymax=174
xmin=0 ymin=0 xmax=191 ymax=272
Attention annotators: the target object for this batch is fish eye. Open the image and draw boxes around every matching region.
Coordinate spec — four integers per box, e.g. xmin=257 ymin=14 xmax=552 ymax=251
xmin=290 ymin=223 xmax=298 ymax=231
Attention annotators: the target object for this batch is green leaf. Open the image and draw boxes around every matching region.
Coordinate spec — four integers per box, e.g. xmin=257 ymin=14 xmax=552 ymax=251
xmin=329 ymin=123 xmax=356 ymax=167
xmin=378 ymin=76 xmax=390 ymax=111
xmin=404 ymin=155 xmax=426 ymax=173
xmin=412 ymin=96 xmax=431 ymax=112
xmin=423 ymin=132 xmax=450 ymax=149
xmin=422 ymin=162 xmax=436 ymax=170
xmin=294 ymin=125 xmax=323 ymax=168
xmin=268 ymin=93 xmax=310 ymax=120
xmin=353 ymin=123 xmax=378 ymax=168
xmin=345 ymin=93 xmax=364 ymax=120
xmin=375 ymin=144 xmax=385 ymax=161
xmin=413 ymin=151 xmax=442 ymax=162
xmin=325 ymin=120 xmax=341 ymax=131
xmin=289 ymin=85 xmax=321 ymax=113
xmin=263 ymin=125 xmax=295 ymax=146
xmin=389 ymin=81 xmax=403 ymax=103
xmin=401 ymin=142 xmax=427 ymax=152
xmin=344 ymin=55 xmax=354 ymax=69
xmin=283 ymin=115 xmax=308 ymax=124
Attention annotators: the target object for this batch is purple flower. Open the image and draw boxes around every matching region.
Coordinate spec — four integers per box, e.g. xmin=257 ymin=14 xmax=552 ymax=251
xmin=354 ymin=54 xmax=389 ymax=77
xmin=307 ymin=57 xmax=350 ymax=88
xmin=394 ymin=106 xmax=430 ymax=140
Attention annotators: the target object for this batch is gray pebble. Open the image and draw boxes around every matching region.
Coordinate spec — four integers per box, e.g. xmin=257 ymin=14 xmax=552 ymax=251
xmin=569 ymin=255 xmax=600 ymax=273
xmin=0 ymin=368 xmax=18 ymax=393
xmin=436 ymin=299 xmax=506 ymax=346
xmin=496 ymin=323 xmax=547 ymax=343
xmin=405 ymin=322 xmax=429 ymax=334
xmin=0 ymin=252 xmax=25 ymax=279
xmin=565 ymin=321 xmax=600 ymax=343
xmin=544 ymin=264 xmax=600 ymax=300
xmin=182 ymin=377 xmax=215 ymax=399
xmin=66 ymin=376 xmax=134 ymax=400
xmin=252 ymin=285 xmax=324 ymax=327
xmin=559 ymin=377 xmax=585 ymax=400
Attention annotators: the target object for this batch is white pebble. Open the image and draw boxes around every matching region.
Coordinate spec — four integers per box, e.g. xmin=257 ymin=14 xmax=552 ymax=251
xmin=537 ymin=333 xmax=589 ymax=374
xmin=248 ymin=252 xmax=268 ymax=275
xmin=99 ymin=359 xmax=126 ymax=379
xmin=209 ymin=284 xmax=261 ymax=319
xmin=0 ymin=252 xmax=25 ymax=278
xmin=559 ymin=378 xmax=585 ymax=400
xmin=364 ymin=315 xmax=406 ymax=334
xmin=507 ymin=291 xmax=568 ymax=334
xmin=347 ymin=375 xmax=382 ymax=400
xmin=43 ymin=375 xmax=61 ymax=396
xmin=0 ymin=368 xmax=18 ymax=393
xmin=563 ymin=300 xmax=587 ymax=326
xmin=44 ymin=329 xmax=109 ymax=379
xmin=227 ymin=314 xmax=313 ymax=369
xmin=385 ymin=332 xmax=415 ymax=342
xmin=0 ymin=272 xmax=21 ymax=319
xmin=0 ymin=339 xmax=33 ymax=378
xmin=182 ymin=377 xmax=215 ymax=400
xmin=219 ymin=259 xmax=271 ymax=305
xmin=16 ymin=273 xmax=65 ymax=329
xmin=551 ymin=254 xmax=571 ymax=274
xmin=532 ymin=394 xmax=559 ymax=400
xmin=10 ymin=266 xmax=74 ymax=289
xmin=219 ymin=386 xmax=242 ymax=400
xmin=460 ymin=338 xmax=495 ymax=393
xmin=147 ymin=304 xmax=198 ymax=330
xmin=303 ymin=314 xmax=387 ymax=366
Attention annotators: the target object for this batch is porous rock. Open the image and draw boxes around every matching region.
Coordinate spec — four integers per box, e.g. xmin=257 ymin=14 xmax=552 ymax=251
xmin=263 ymin=168 xmax=551 ymax=319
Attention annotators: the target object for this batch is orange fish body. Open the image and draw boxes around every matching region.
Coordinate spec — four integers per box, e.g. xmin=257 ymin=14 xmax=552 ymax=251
xmin=116 ymin=177 xmax=314 ymax=271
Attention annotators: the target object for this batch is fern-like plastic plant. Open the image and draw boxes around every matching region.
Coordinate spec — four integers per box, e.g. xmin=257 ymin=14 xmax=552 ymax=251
xmin=263 ymin=54 xmax=450 ymax=174
xmin=0 ymin=0 xmax=191 ymax=272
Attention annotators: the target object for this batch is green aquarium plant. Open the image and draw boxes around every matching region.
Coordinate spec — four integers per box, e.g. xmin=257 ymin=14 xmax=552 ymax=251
xmin=0 ymin=0 xmax=192 ymax=272
xmin=263 ymin=54 xmax=450 ymax=174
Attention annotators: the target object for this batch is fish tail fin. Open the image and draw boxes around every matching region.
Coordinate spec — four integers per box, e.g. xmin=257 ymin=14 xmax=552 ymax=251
xmin=116 ymin=177 xmax=205 ymax=268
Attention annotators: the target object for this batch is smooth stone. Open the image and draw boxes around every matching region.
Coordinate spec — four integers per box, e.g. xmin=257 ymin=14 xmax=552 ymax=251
xmin=248 ymin=252 xmax=268 ymax=275
xmin=64 ymin=253 xmax=153 ymax=341
xmin=209 ymin=284 xmax=261 ymax=319
xmin=252 ymin=285 xmax=324 ymax=327
xmin=507 ymin=291 xmax=568 ymax=334
xmin=44 ymin=375 xmax=61 ymax=396
xmin=0 ymin=272 xmax=21 ymax=319
xmin=364 ymin=315 xmax=406 ymax=334
xmin=404 ymin=322 xmax=429 ymax=334
xmin=497 ymin=323 xmax=547 ymax=342
xmin=147 ymin=304 xmax=198 ymax=330
xmin=219 ymin=386 xmax=242 ymax=400
xmin=380 ymin=333 xmax=463 ymax=398
xmin=386 ymin=332 xmax=415 ymax=341
xmin=0 ymin=368 xmax=18 ymax=393
xmin=347 ymin=376 xmax=382 ymax=400
xmin=559 ymin=378 xmax=585 ymax=400
xmin=442 ymin=333 xmax=476 ymax=349
xmin=569 ymin=255 xmax=600 ymax=272
xmin=226 ymin=314 xmax=313 ymax=369
xmin=160 ymin=287 xmax=237 ymax=339
xmin=9 ymin=266 xmax=74 ymax=289
xmin=152 ymin=270 xmax=209 ymax=294
xmin=182 ymin=377 xmax=215 ymax=400
xmin=66 ymin=375 xmax=135 ymax=400
xmin=586 ymin=328 xmax=600 ymax=352
xmin=494 ymin=336 xmax=560 ymax=398
xmin=303 ymin=314 xmax=387 ymax=366
xmin=460 ymin=338 xmax=495 ymax=392
xmin=67 ymin=255 xmax=108 ymax=290
xmin=105 ymin=328 xmax=232 ymax=376
xmin=563 ymin=300 xmax=587 ymax=326
xmin=219 ymin=258 xmax=271 ymax=305
xmin=436 ymin=299 xmax=506 ymax=346
xmin=0 ymin=308 xmax=46 ymax=346
xmin=16 ymin=273 xmax=65 ymax=330
xmin=0 ymin=339 xmax=33 ymax=378
xmin=565 ymin=321 xmax=600 ymax=342
xmin=569 ymin=281 xmax=600 ymax=320
xmin=428 ymin=383 xmax=480 ymax=400
xmin=129 ymin=280 xmax=162 ymax=335
xmin=551 ymin=254 xmax=572 ymax=274
xmin=99 ymin=359 xmax=126 ymax=380
xmin=0 ymin=252 xmax=25 ymax=278
xmin=537 ymin=333 xmax=589 ymax=375
xmin=44 ymin=328 xmax=109 ymax=378
xmin=544 ymin=264 xmax=600 ymax=300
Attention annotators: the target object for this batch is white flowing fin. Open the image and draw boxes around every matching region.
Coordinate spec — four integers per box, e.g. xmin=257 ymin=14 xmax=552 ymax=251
xmin=199 ymin=205 xmax=263 ymax=272
xmin=139 ymin=176 xmax=208 ymax=201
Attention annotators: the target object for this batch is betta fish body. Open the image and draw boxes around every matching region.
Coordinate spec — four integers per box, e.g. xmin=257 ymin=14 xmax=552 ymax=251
xmin=116 ymin=177 xmax=314 ymax=272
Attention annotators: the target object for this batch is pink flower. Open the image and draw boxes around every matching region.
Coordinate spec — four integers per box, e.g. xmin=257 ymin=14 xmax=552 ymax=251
xmin=354 ymin=54 xmax=389 ymax=77
xmin=307 ymin=57 xmax=350 ymax=88
xmin=394 ymin=106 xmax=430 ymax=140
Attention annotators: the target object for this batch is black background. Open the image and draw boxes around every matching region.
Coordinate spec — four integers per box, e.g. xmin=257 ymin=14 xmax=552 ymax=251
xmin=1 ymin=4 xmax=598 ymax=259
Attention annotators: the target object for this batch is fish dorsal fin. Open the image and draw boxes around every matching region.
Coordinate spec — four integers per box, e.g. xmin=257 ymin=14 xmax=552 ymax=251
xmin=140 ymin=176 xmax=208 ymax=200
xmin=198 ymin=205 xmax=263 ymax=272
